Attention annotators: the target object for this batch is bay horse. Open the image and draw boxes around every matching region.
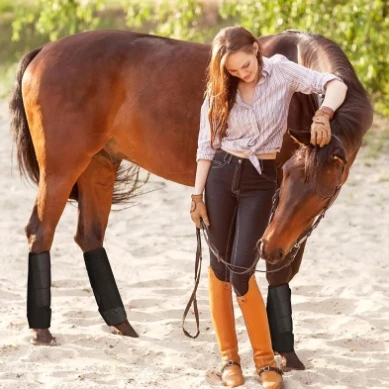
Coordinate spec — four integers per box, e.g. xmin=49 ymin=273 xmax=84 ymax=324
xmin=9 ymin=29 xmax=372 ymax=370
xmin=257 ymin=31 xmax=372 ymax=369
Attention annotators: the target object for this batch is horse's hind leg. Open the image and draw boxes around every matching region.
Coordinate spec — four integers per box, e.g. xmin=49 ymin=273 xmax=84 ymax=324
xmin=74 ymin=153 xmax=138 ymax=338
xmin=26 ymin=156 xmax=93 ymax=345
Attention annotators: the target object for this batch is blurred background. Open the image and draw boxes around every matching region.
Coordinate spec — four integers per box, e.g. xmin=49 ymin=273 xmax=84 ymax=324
xmin=0 ymin=0 xmax=388 ymax=118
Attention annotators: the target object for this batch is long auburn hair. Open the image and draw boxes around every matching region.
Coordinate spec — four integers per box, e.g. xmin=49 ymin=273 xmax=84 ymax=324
xmin=206 ymin=26 xmax=263 ymax=148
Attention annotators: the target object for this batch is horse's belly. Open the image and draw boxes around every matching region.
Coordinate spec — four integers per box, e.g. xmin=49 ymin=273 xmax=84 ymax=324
xmin=107 ymin=133 xmax=197 ymax=187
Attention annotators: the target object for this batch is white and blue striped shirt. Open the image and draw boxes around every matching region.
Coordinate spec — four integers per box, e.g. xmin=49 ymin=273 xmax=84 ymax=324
xmin=196 ymin=54 xmax=341 ymax=173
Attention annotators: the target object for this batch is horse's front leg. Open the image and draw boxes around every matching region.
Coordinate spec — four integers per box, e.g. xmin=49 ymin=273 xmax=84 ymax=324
xmin=265 ymin=241 xmax=307 ymax=371
xmin=74 ymin=154 xmax=138 ymax=338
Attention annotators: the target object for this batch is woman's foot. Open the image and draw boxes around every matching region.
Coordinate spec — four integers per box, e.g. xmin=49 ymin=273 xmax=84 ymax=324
xmin=221 ymin=360 xmax=244 ymax=387
xmin=258 ymin=366 xmax=283 ymax=389
xmin=31 ymin=329 xmax=56 ymax=345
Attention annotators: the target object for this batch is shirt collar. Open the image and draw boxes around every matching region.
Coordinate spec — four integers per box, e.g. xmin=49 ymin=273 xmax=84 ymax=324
xmin=256 ymin=56 xmax=271 ymax=86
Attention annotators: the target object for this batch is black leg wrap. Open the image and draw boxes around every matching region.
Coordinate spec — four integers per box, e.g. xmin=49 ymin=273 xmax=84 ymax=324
xmin=27 ymin=251 xmax=51 ymax=329
xmin=84 ymin=247 xmax=127 ymax=326
xmin=267 ymin=283 xmax=294 ymax=352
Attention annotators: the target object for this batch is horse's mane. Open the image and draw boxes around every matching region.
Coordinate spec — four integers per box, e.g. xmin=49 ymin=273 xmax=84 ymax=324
xmin=282 ymin=30 xmax=373 ymax=182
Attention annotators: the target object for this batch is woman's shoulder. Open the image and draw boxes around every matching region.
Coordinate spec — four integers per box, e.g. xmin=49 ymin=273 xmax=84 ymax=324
xmin=264 ymin=53 xmax=290 ymax=65
xmin=264 ymin=53 xmax=289 ymax=63
xmin=260 ymin=54 xmax=291 ymax=80
xmin=264 ymin=54 xmax=301 ymax=79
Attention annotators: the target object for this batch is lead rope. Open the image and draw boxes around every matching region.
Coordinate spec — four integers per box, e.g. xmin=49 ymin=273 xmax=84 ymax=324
xmin=182 ymin=227 xmax=202 ymax=339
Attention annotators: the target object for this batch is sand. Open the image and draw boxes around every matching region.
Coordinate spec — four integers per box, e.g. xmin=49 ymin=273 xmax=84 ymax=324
xmin=0 ymin=99 xmax=388 ymax=389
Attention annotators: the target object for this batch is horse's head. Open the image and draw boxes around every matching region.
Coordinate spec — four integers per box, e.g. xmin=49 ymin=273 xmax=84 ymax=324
xmin=259 ymin=130 xmax=348 ymax=264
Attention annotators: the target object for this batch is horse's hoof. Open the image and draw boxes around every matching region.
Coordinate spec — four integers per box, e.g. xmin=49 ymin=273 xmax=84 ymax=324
xmin=279 ymin=351 xmax=305 ymax=371
xmin=112 ymin=320 xmax=139 ymax=338
xmin=30 ymin=329 xmax=57 ymax=346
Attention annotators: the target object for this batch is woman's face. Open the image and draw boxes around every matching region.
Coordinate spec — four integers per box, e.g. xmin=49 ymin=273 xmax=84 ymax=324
xmin=225 ymin=43 xmax=259 ymax=83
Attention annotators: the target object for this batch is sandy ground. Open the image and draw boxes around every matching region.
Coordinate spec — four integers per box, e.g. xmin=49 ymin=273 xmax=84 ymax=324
xmin=0 ymin=99 xmax=388 ymax=389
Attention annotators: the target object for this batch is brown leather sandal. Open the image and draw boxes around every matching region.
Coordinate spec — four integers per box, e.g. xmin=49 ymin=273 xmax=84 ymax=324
xmin=221 ymin=360 xmax=241 ymax=372
xmin=258 ymin=366 xmax=283 ymax=376
xmin=220 ymin=360 xmax=244 ymax=387
xmin=257 ymin=366 xmax=283 ymax=389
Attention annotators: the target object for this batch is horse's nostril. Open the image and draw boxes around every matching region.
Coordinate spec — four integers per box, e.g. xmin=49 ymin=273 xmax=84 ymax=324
xmin=276 ymin=248 xmax=284 ymax=261
xmin=267 ymin=247 xmax=284 ymax=264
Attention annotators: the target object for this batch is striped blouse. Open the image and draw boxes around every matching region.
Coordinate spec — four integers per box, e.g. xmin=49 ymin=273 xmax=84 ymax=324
xmin=196 ymin=54 xmax=341 ymax=173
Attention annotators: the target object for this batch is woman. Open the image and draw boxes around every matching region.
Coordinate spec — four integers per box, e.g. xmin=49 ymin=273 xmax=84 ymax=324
xmin=190 ymin=26 xmax=347 ymax=389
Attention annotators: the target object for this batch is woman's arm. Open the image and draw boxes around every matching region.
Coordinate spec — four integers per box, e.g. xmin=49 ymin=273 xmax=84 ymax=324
xmin=193 ymin=159 xmax=212 ymax=195
xmin=275 ymin=56 xmax=348 ymax=147
xmin=321 ymin=79 xmax=348 ymax=111
xmin=191 ymin=97 xmax=214 ymax=228
xmin=190 ymin=160 xmax=212 ymax=228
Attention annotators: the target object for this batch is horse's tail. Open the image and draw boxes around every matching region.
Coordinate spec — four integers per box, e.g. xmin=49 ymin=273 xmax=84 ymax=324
xmin=9 ymin=46 xmax=148 ymax=205
xmin=9 ymin=47 xmax=43 ymax=185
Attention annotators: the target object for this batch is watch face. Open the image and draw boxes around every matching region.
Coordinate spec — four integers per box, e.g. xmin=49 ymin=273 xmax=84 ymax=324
xmin=190 ymin=201 xmax=196 ymax=212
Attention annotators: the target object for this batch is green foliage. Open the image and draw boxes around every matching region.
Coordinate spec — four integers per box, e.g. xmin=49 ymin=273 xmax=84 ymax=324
xmin=123 ymin=0 xmax=214 ymax=42
xmin=6 ymin=0 xmax=389 ymax=116
xmin=12 ymin=0 xmax=104 ymax=42
xmin=220 ymin=0 xmax=389 ymax=116
xmin=0 ymin=62 xmax=17 ymax=98
xmin=0 ymin=0 xmax=13 ymax=13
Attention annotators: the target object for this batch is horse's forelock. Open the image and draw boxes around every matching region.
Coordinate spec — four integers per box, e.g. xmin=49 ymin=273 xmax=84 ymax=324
xmin=297 ymin=144 xmax=333 ymax=187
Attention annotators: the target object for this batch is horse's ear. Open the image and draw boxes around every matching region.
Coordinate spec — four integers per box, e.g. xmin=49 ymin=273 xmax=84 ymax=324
xmin=331 ymin=146 xmax=348 ymax=184
xmin=331 ymin=136 xmax=348 ymax=165
xmin=288 ymin=128 xmax=311 ymax=146
xmin=332 ymin=147 xmax=347 ymax=166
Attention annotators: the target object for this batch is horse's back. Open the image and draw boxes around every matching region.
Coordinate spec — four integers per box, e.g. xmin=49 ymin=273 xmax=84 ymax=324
xmin=21 ymin=30 xmax=211 ymax=185
xmin=24 ymin=30 xmax=209 ymax=104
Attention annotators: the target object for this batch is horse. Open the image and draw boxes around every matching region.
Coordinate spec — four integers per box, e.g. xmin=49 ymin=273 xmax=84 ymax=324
xmin=256 ymin=30 xmax=373 ymax=370
xmin=9 ymin=29 xmax=372 ymax=370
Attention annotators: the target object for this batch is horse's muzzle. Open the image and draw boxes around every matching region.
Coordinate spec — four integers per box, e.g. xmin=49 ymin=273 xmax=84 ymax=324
xmin=258 ymin=239 xmax=285 ymax=265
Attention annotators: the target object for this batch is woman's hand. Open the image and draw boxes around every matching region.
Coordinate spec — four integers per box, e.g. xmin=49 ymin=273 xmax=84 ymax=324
xmin=190 ymin=194 xmax=210 ymax=229
xmin=311 ymin=79 xmax=347 ymax=147
xmin=310 ymin=108 xmax=332 ymax=147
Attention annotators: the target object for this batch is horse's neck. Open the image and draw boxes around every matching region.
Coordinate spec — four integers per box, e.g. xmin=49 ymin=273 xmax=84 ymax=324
xmin=297 ymin=40 xmax=333 ymax=73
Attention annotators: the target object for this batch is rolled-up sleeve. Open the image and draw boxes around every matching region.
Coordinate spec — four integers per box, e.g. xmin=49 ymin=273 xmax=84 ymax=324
xmin=196 ymin=97 xmax=218 ymax=162
xmin=274 ymin=54 xmax=343 ymax=95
